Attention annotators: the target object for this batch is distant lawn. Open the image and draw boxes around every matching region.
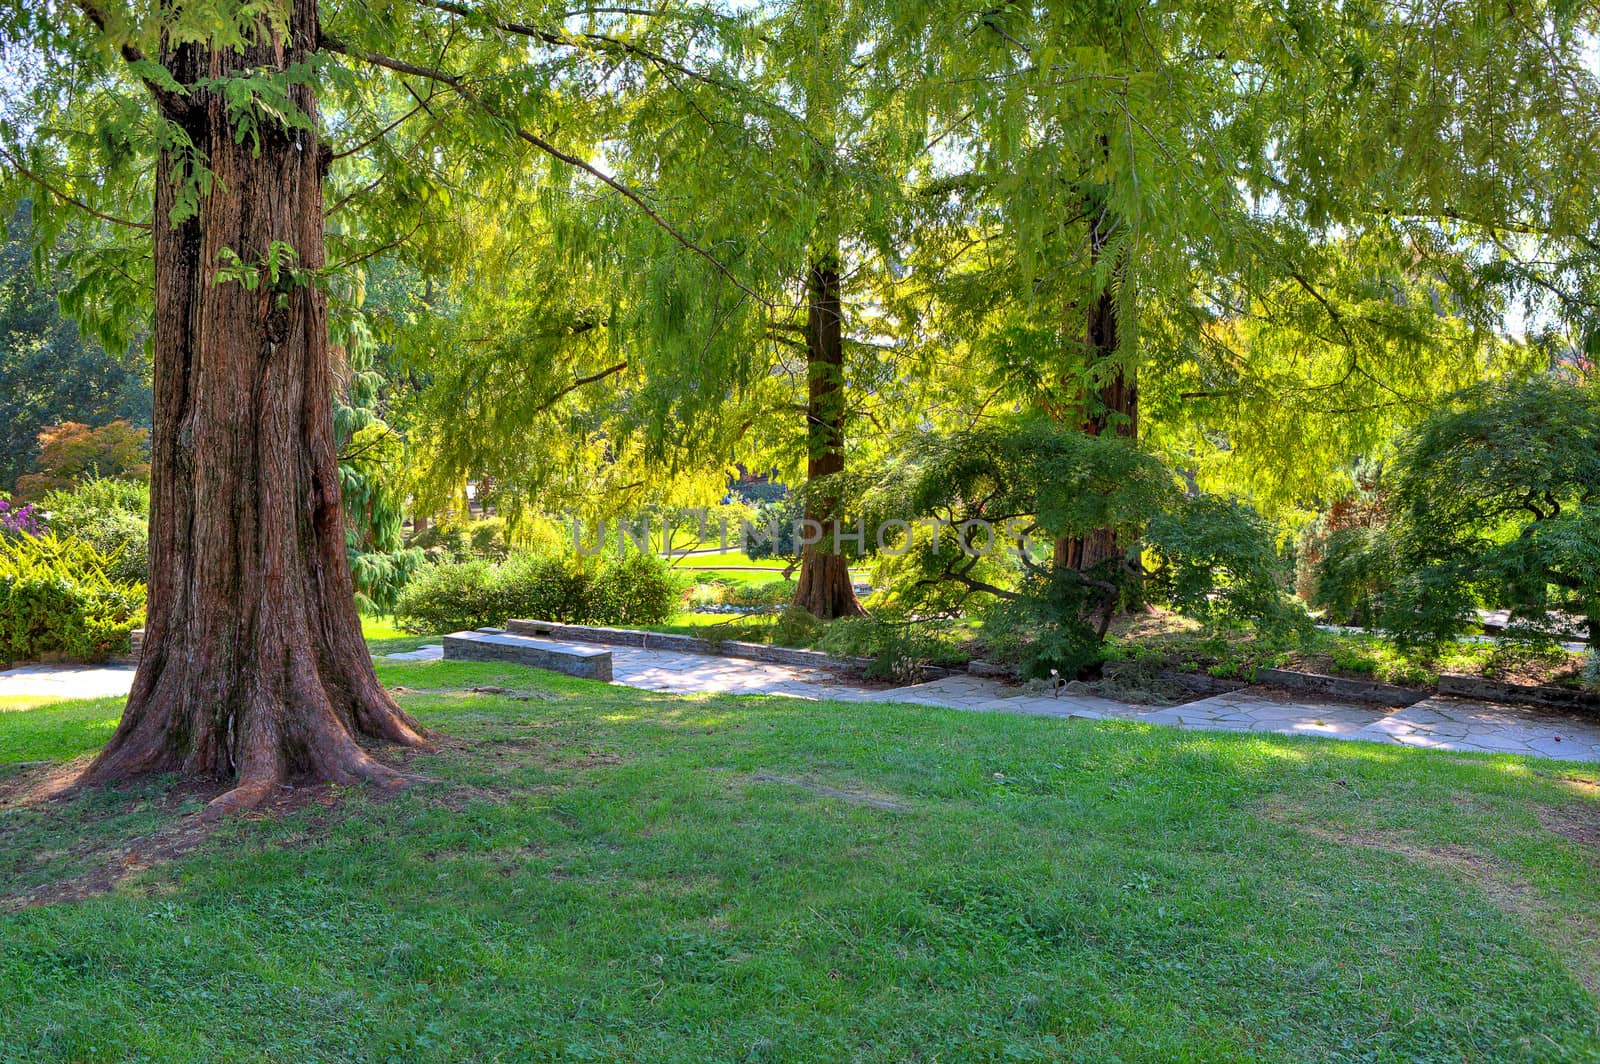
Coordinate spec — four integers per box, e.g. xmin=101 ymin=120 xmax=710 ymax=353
xmin=0 ymin=694 xmax=61 ymax=713
xmin=2 ymin=658 xmax=1599 ymax=1060
xmin=667 ymin=549 xmax=789 ymax=569
xmin=678 ymin=566 xmax=794 ymax=588
xmin=360 ymin=613 xmax=436 ymax=656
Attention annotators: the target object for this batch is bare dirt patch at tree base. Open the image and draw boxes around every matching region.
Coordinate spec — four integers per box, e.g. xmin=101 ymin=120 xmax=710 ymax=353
xmin=0 ymin=754 xmax=419 ymax=912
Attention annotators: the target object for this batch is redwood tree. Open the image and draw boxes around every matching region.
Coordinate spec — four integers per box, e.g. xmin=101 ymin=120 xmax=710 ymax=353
xmin=1052 ymin=203 xmax=1135 ymax=579
xmin=2 ymin=0 xmax=771 ymax=811
xmin=791 ymin=256 xmax=865 ymax=620
xmin=75 ymin=1 xmax=428 ymax=813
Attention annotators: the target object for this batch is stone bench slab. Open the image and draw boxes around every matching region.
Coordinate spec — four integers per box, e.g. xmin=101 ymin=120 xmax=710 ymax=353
xmin=442 ymin=630 xmax=612 ymax=681
xmin=505 ymin=619 xmax=873 ymax=671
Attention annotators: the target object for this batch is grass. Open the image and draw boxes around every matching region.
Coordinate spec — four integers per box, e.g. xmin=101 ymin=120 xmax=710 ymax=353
xmin=361 ymin=613 xmax=437 ymax=656
xmin=666 ymin=549 xmax=790 ymax=569
xmin=1 ymin=655 xmax=1599 ymax=1060
xmin=0 ymin=694 xmax=61 ymax=712
xmin=678 ymin=566 xmax=794 ymax=588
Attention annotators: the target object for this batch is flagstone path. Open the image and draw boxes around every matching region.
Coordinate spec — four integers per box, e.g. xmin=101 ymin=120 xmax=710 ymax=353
xmin=7 ymin=642 xmax=1600 ymax=764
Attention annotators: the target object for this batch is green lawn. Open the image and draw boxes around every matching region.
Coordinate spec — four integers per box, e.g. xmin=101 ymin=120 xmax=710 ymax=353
xmin=679 ymin=566 xmax=794 ymax=588
xmin=360 ymin=613 xmax=438 ymax=656
xmin=2 ymin=657 xmax=1599 ymax=1060
xmin=667 ymin=549 xmax=790 ymax=569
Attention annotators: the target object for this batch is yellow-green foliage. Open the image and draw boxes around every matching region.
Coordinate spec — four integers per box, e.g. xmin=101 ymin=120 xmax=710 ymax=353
xmin=0 ymin=532 xmax=145 ymax=664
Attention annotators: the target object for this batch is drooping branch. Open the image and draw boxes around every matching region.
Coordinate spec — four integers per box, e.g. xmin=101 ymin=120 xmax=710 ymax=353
xmin=0 ymin=148 xmax=152 ymax=230
xmin=70 ymin=0 xmax=193 ymax=115
xmin=317 ymin=33 xmax=772 ymax=307
xmin=537 ymin=360 xmax=629 ymax=410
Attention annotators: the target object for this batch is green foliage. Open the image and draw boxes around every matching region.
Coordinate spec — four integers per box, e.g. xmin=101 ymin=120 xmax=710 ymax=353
xmin=37 ymin=476 xmax=149 ymax=584
xmin=977 ymin=569 xmax=1111 ymax=681
xmin=590 ymin=553 xmax=684 ymax=628
xmin=722 ymin=579 xmax=797 ymax=612
xmin=857 ymin=418 xmax=1206 ymax=677
xmin=0 ymin=207 xmax=150 ymax=494
xmin=392 ymin=559 xmax=498 ymax=634
xmin=0 ymin=531 xmax=144 ymax=664
xmin=741 ymin=497 xmax=804 ymax=564
xmin=408 ymin=516 xmax=511 ymax=563
xmin=1103 ymin=616 xmax=1308 ymax=687
xmin=1310 ymin=526 xmax=1396 ymax=628
xmin=1385 ymin=377 xmax=1600 ymax=645
xmin=395 ymin=551 xmax=682 ymax=634
xmin=769 ymin=604 xmax=825 ymax=648
xmin=816 ymin=612 xmax=965 ymax=683
xmin=1144 ymin=497 xmax=1289 ymax=627
xmin=333 ymin=313 xmax=424 ymax=614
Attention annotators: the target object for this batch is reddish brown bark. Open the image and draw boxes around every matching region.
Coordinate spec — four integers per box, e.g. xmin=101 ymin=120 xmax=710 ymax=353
xmin=78 ymin=2 xmax=428 ymax=813
xmin=792 ymin=257 xmax=865 ymax=621
xmin=1052 ymin=206 xmax=1136 ymax=578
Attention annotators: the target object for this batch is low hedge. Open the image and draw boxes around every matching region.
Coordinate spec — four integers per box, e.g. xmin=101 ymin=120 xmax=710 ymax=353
xmin=0 ymin=532 xmax=146 ymax=664
xmin=396 ymin=551 xmax=682 ymax=634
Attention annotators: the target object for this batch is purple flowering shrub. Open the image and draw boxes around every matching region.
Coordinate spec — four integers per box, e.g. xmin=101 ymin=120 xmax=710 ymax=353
xmin=0 ymin=496 xmax=42 ymax=537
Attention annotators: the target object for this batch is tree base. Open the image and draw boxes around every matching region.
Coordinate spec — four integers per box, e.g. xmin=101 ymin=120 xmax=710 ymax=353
xmin=77 ymin=635 xmax=431 ymax=816
xmin=793 ymin=546 xmax=866 ymax=621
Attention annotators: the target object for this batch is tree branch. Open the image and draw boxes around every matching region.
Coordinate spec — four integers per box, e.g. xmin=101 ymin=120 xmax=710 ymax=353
xmin=0 ymin=149 xmax=151 ymax=230
xmin=71 ymin=0 xmax=192 ymax=115
xmin=317 ymin=33 xmax=771 ymax=307
xmin=537 ymin=361 xmax=629 ymax=410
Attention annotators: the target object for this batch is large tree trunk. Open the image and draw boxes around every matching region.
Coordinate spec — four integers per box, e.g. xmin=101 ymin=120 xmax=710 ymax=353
xmin=78 ymin=2 xmax=428 ymax=813
xmin=1050 ymin=283 xmax=1136 ymax=572
xmin=1052 ymin=204 xmax=1135 ymax=635
xmin=791 ymin=256 xmax=865 ymax=621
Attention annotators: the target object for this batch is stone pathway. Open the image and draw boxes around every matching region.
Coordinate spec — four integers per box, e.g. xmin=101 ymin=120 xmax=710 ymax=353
xmin=0 ymin=663 xmax=137 ymax=702
xmin=5 ymin=644 xmax=1599 ymax=764
xmin=385 ymin=641 xmax=1600 ymax=763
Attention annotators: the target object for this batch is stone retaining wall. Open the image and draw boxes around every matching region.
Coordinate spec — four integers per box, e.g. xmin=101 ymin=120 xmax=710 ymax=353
xmin=505 ymin=619 xmax=873 ymax=672
xmin=1437 ymin=673 xmax=1600 ymax=711
xmin=444 ymin=630 xmax=613 ymax=681
xmin=1256 ymin=667 xmax=1428 ymax=706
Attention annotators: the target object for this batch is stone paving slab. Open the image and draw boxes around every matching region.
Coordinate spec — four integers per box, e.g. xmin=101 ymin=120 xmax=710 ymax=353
xmin=386 ymin=645 xmax=445 ymax=661
xmin=1350 ymin=696 xmax=1600 ymax=761
xmin=0 ymin=663 xmax=138 ymax=702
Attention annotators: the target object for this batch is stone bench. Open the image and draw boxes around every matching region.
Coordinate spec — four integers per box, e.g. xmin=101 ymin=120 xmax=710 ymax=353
xmin=442 ymin=629 xmax=612 ymax=681
xmin=504 ymin=618 xmax=874 ymax=671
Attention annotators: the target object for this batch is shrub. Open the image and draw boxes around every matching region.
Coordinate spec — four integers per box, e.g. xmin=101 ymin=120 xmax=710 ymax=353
xmin=976 ymin=569 xmax=1108 ymax=680
xmin=394 ymin=559 xmax=498 ymax=633
xmin=687 ymin=579 xmax=729 ymax=609
xmin=1381 ymin=377 xmax=1600 ymax=646
xmin=591 ymin=553 xmax=682 ymax=626
xmin=408 ymin=516 xmax=511 ymax=562
xmin=1309 ymin=525 xmax=1394 ymax=627
xmin=396 ymin=551 xmax=682 ymax=634
xmin=722 ymin=579 xmax=795 ymax=611
xmin=0 ymin=532 xmax=145 ymax=663
xmin=0 ymin=495 xmax=43 ymax=537
xmin=770 ymin=604 xmax=825 ymax=646
xmin=818 ymin=612 xmax=966 ymax=682
xmin=38 ymin=476 xmax=150 ymax=583
xmin=492 ymin=553 xmax=594 ymax=624
xmin=14 ymin=420 xmax=149 ymax=499
xmin=1144 ymin=497 xmax=1288 ymax=626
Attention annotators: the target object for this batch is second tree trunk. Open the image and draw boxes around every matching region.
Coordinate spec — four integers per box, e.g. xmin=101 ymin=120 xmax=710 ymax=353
xmin=792 ymin=257 xmax=865 ymax=621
